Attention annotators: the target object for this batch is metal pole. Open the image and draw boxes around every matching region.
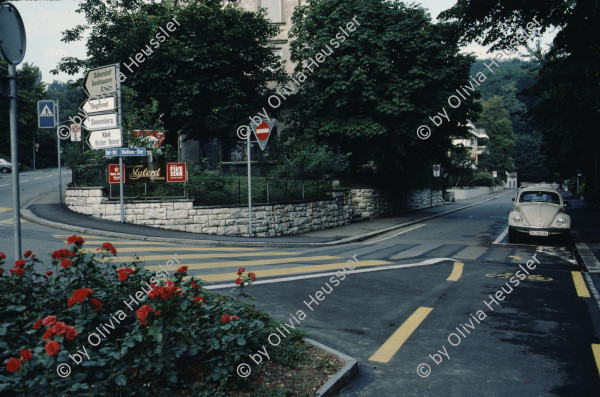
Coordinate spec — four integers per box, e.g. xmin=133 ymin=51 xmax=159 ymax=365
xmin=32 ymin=136 xmax=35 ymax=170
xmin=8 ymin=63 xmax=21 ymax=260
xmin=56 ymin=100 xmax=62 ymax=204
xmin=247 ymin=132 xmax=252 ymax=237
xmin=119 ymin=155 xmax=124 ymax=223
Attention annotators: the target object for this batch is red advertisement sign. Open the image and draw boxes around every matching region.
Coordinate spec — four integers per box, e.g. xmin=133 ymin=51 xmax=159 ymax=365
xmin=108 ymin=164 xmax=123 ymax=184
xmin=167 ymin=162 xmax=187 ymax=182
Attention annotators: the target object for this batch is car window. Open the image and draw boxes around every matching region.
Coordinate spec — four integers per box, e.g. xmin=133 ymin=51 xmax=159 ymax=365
xmin=519 ymin=191 xmax=560 ymax=204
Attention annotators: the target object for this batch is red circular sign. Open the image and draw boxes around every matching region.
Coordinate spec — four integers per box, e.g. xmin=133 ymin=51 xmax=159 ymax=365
xmin=255 ymin=121 xmax=270 ymax=141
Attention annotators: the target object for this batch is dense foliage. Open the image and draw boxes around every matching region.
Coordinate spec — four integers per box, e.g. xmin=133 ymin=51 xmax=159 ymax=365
xmin=0 ymin=238 xmax=306 ymax=395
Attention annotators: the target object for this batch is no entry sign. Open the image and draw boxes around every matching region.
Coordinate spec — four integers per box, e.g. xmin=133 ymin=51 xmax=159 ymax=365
xmin=251 ymin=119 xmax=275 ymax=150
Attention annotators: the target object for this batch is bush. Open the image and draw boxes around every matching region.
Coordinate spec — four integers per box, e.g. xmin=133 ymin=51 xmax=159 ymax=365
xmin=0 ymin=239 xmax=306 ymax=395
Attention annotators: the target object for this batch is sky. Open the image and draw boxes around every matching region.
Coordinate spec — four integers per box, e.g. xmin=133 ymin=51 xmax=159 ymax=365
xmin=10 ymin=0 xmax=554 ymax=85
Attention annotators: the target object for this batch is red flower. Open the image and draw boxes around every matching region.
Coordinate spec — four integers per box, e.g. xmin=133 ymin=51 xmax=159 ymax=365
xmin=147 ymin=284 xmax=160 ymax=299
xmin=15 ymin=259 xmax=25 ymax=267
xmin=248 ymin=272 xmax=257 ymax=282
xmin=5 ymin=358 xmax=20 ymax=373
xmin=10 ymin=266 xmax=24 ymax=276
xmin=44 ymin=340 xmax=60 ymax=356
xmin=60 ymin=258 xmax=73 ymax=268
xmin=237 ymin=267 xmax=245 ymax=276
xmin=88 ymin=298 xmax=102 ymax=311
xmin=51 ymin=321 xmax=67 ymax=336
xmin=155 ymin=310 xmax=161 ymax=317
xmin=231 ymin=315 xmax=239 ymax=321
xmin=64 ymin=326 xmax=78 ymax=341
xmin=42 ymin=329 xmax=54 ymax=341
xmin=67 ymin=288 xmax=93 ymax=308
xmin=136 ymin=304 xmax=154 ymax=326
xmin=193 ymin=296 xmax=205 ymax=304
xmin=66 ymin=235 xmax=85 ymax=246
xmin=222 ymin=313 xmax=239 ymax=324
xmin=42 ymin=316 xmax=57 ymax=326
xmin=0 ymin=252 xmax=5 ymax=260
xmin=100 ymin=242 xmax=117 ymax=255
xmin=51 ymin=249 xmax=73 ymax=260
xmin=190 ymin=279 xmax=200 ymax=290
xmin=177 ymin=266 xmax=188 ymax=274
xmin=19 ymin=349 xmax=32 ymax=362
xmin=23 ymin=250 xmax=32 ymax=258
xmin=235 ymin=278 xmax=243 ymax=285
xmin=32 ymin=318 xmax=43 ymax=329
xmin=46 ymin=271 xmax=53 ymax=276
xmin=117 ymin=267 xmax=134 ymax=281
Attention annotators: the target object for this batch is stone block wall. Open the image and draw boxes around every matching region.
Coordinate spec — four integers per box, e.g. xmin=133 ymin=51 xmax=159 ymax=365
xmin=350 ymin=188 xmax=445 ymax=218
xmin=65 ymin=188 xmax=352 ymax=237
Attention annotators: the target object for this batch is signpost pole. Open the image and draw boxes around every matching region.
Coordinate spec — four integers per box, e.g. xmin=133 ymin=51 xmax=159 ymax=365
xmin=56 ymin=101 xmax=62 ymax=204
xmin=247 ymin=132 xmax=253 ymax=237
xmin=116 ymin=64 xmax=125 ymax=223
xmin=8 ymin=63 xmax=21 ymax=260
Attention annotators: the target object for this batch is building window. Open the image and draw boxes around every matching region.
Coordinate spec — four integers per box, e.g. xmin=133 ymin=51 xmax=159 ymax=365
xmin=261 ymin=0 xmax=283 ymax=23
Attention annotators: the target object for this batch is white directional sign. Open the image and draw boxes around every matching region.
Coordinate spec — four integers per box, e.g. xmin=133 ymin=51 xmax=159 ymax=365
xmin=84 ymin=65 xmax=117 ymax=97
xmin=87 ymin=128 xmax=122 ymax=149
xmin=82 ymin=96 xmax=116 ymax=114
xmin=83 ymin=112 xmax=118 ymax=131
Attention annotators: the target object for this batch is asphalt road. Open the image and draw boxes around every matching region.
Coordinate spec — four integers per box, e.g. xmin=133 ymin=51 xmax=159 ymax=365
xmin=1 ymin=174 xmax=599 ymax=396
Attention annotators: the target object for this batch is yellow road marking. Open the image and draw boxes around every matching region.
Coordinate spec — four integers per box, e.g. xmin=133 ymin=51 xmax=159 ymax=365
xmin=194 ymin=260 xmax=392 ymax=283
xmin=592 ymin=344 xmax=600 ymax=378
xmin=508 ymin=255 xmax=523 ymax=261
xmin=0 ymin=218 xmax=27 ymax=224
xmin=0 ymin=207 xmax=11 ymax=214
xmin=145 ymin=255 xmax=342 ymax=272
xmin=107 ymin=251 xmax=300 ymax=263
xmin=369 ymin=307 xmax=433 ymax=363
xmin=53 ymin=234 xmax=103 ymax=239
xmin=447 ymin=262 xmax=463 ymax=281
xmin=572 ymin=271 xmax=590 ymax=298
xmin=73 ymin=240 xmax=172 ymax=246
xmin=82 ymin=246 xmax=260 ymax=253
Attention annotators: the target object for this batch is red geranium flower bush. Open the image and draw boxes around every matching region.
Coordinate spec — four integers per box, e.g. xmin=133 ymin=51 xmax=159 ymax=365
xmin=0 ymin=240 xmax=307 ymax=395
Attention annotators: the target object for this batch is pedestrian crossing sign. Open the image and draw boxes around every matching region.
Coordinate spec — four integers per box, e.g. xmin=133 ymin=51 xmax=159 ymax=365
xmin=37 ymin=100 xmax=56 ymax=128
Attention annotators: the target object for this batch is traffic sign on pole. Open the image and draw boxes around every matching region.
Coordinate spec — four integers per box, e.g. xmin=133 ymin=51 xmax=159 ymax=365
xmin=87 ymin=128 xmax=122 ymax=149
xmin=37 ymin=100 xmax=56 ymax=128
xmin=81 ymin=96 xmax=116 ymax=114
xmin=251 ymin=119 xmax=275 ymax=151
xmin=120 ymin=147 xmax=146 ymax=157
xmin=70 ymin=124 xmax=81 ymax=141
xmin=84 ymin=65 xmax=117 ymax=97
xmin=433 ymin=164 xmax=441 ymax=177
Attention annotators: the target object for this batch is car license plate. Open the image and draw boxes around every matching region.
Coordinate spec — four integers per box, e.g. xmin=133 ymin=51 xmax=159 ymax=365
xmin=529 ymin=231 xmax=549 ymax=236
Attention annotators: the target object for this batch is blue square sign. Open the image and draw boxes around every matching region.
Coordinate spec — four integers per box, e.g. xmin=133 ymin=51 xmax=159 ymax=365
xmin=37 ymin=100 xmax=56 ymax=128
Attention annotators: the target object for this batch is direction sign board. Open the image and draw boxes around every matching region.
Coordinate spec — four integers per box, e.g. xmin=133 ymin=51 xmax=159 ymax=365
xmin=84 ymin=65 xmax=117 ymax=97
xmin=83 ymin=112 xmax=118 ymax=130
xmin=82 ymin=96 xmax=116 ymax=114
xmin=120 ymin=148 xmax=146 ymax=157
xmin=37 ymin=100 xmax=55 ymax=128
xmin=87 ymin=128 xmax=122 ymax=149
xmin=251 ymin=119 xmax=275 ymax=151
xmin=105 ymin=148 xmax=119 ymax=157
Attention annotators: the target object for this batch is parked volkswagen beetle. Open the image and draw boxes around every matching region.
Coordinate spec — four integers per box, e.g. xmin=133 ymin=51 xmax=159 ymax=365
xmin=508 ymin=185 xmax=570 ymax=243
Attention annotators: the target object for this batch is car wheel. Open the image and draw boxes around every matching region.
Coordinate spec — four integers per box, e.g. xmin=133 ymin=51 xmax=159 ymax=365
xmin=0 ymin=167 xmax=9 ymax=174
xmin=508 ymin=228 xmax=518 ymax=243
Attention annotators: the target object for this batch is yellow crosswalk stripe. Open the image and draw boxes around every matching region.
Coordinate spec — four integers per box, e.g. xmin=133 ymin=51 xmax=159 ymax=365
xmin=108 ymin=251 xmax=300 ymax=263
xmin=572 ymin=271 xmax=591 ymax=298
xmin=446 ymin=262 xmax=463 ymax=281
xmin=145 ymin=255 xmax=342 ymax=272
xmin=81 ymin=246 xmax=260 ymax=253
xmin=0 ymin=207 xmax=11 ymax=214
xmin=194 ymin=260 xmax=392 ymax=283
xmin=0 ymin=218 xmax=27 ymax=224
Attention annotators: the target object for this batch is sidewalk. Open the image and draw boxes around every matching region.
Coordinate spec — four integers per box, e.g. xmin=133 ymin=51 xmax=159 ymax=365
xmin=22 ymin=189 xmax=514 ymax=247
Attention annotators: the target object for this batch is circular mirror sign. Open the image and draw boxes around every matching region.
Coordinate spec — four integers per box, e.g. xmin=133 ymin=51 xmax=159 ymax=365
xmin=0 ymin=2 xmax=26 ymax=65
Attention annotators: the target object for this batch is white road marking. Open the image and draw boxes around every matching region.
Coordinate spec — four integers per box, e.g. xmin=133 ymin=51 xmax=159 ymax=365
xmin=0 ymin=184 xmax=8 ymax=187
xmin=205 ymin=257 xmax=457 ymax=290
xmin=364 ymin=224 xmax=426 ymax=245
xmin=493 ymin=227 xmax=508 ymax=245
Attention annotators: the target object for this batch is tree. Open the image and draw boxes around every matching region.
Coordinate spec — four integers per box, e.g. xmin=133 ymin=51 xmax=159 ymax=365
xmin=56 ymin=0 xmax=285 ymax=149
xmin=440 ymin=0 xmax=600 ymax=199
xmin=286 ymin=0 xmax=479 ymax=184
xmin=476 ymin=96 xmax=515 ymax=176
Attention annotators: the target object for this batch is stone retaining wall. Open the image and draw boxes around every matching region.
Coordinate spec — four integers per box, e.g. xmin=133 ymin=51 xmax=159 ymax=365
xmin=65 ymin=187 xmax=352 ymax=237
xmin=350 ymin=188 xmax=445 ymax=218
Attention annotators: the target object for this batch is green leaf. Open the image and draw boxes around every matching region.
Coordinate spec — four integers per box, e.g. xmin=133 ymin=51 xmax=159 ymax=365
xmin=115 ymin=374 xmax=127 ymax=386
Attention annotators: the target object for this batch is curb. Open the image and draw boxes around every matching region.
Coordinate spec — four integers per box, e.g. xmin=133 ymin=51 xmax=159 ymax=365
xmin=21 ymin=190 xmax=513 ymax=248
xmin=306 ymin=338 xmax=358 ymax=397
xmin=571 ymin=230 xmax=600 ymax=273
